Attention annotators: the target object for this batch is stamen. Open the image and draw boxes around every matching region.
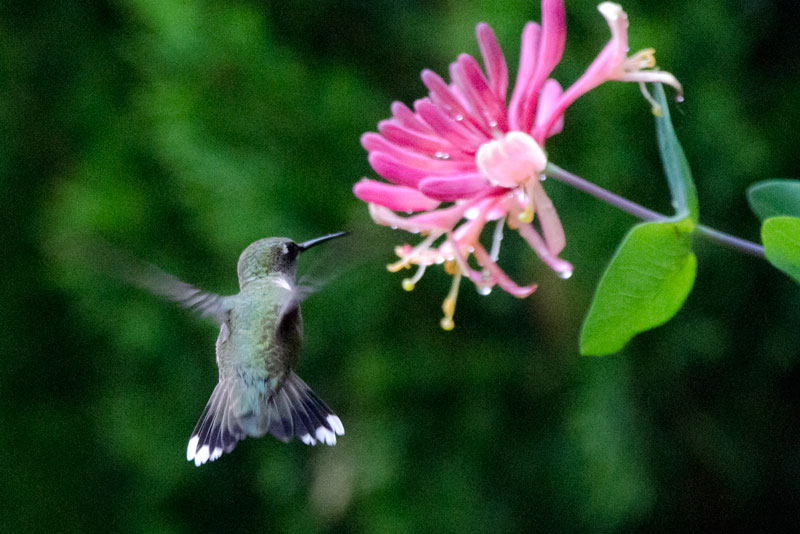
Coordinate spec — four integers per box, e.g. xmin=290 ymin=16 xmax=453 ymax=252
xmin=440 ymin=267 xmax=462 ymax=331
xmin=387 ymin=232 xmax=442 ymax=272
xmin=518 ymin=181 xmax=536 ymax=223
xmin=625 ymin=48 xmax=657 ymax=70
xmin=402 ymin=264 xmax=427 ymax=291
xmin=489 ymin=216 xmax=506 ymax=261
xmin=640 ymin=82 xmax=662 ymax=116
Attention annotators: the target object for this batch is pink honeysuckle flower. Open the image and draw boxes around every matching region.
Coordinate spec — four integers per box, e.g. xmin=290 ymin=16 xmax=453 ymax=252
xmin=353 ymin=0 xmax=682 ymax=330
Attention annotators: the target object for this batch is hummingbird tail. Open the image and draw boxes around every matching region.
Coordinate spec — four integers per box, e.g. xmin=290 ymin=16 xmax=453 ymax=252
xmin=267 ymin=372 xmax=345 ymax=447
xmin=185 ymin=374 xmax=344 ymax=466
xmin=186 ymin=380 xmax=246 ymax=467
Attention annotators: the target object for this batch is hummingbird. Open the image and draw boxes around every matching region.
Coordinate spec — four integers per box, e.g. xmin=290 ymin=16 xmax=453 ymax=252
xmin=120 ymin=231 xmax=348 ymax=466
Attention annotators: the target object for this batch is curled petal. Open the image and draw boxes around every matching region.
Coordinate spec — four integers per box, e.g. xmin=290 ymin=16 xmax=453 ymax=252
xmin=517 ymin=222 xmax=573 ymax=277
xmin=473 ymin=244 xmax=538 ymax=297
xmin=378 ymin=120 xmax=462 ymax=157
xmin=520 ymin=0 xmax=567 ymax=132
xmin=533 ymin=79 xmax=564 ymax=138
xmin=457 ymin=54 xmax=507 ymax=131
xmin=528 ymin=179 xmax=565 ymax=255
xmin=415 ymin=100 xmax=485 ymax=151
xmin=448 ymin=59 xmax=492 ymax=132
xmin=368 ymin=151 xmax=432 ymax=187
xmin=354 ymin=180 xmax=441 ymax=211
xmin=534 ymin=2 xmax=681 ymax=139
xmin=508 ymin=22 xmax=541 ymax=132
xmin=390 ymin=101 xmax=435 ymax=135
xmin=419 ymin=173 xmax=491 ymax=201
xmin=476 ymin=22 xmax=509 ymax=103
xmin=362 ymin=133 xmax=474 ymax=173
xmin=421 ymin=69 xmax=488 ymax=136
xmin=368 ymin=203 xmax=471 ymax=233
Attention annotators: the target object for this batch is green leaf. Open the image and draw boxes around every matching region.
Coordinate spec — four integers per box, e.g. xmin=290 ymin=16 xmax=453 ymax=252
xmin=761 ymin=216 xmax=800 ymax=283
xmin=653 ymin=83 xmax=699 ymax=222
xmin=580 ymin=220 xmax=697 ymax=356
xmin=747 ymin=179 xmax=800 ymax=221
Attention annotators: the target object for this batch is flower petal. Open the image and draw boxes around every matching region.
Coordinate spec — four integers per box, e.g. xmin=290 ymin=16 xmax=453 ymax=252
xmin=533 ymin=2 xmax=630 ymax=140
xmin=390 ymin=101 xmax=435 ymax=135
xmin=378 ymin=120 xmax=461 ymax=157
xmin=418 ymin=173 xmax=492 ymax=201
xmin=520 ymin=0 xmax=567 ymax=132
xmin=529 ymin=179 xmax=565 ymax=255
xmin=476 ymin=22 xmax=509 ymax=103
xmin=534 ymin=79 xmax=564 ymax=137
xmin=472 ymin=244 xmax=538 ymax=297
xmin=457 ymin=53 xmax=507 ymax=131
xmin=517 ymin=222 xmax=573 ymax=277
xmin=415 ymin=100 xmax=485 ymax=152
xmin=368 ymin=203 xmax=469 ymax=232
xmin=421 ymin=69 xmax=489 ymax=137
xmin=354 ymin=179 xmax=440 ymax=211
xmin=362 ymin=133 xmax=474 ymax=175
xmin=508 ymin=22 xmax=541 ymax=132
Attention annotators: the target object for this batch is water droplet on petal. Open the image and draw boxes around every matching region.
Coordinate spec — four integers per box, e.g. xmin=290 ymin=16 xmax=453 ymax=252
xmin=489 ymin=120 xmax=497 ymax=128
xmin=434 ymin=151 xmax=450 ymax=160
xmin=558 ymin=269 xmax=573 ymax=280
xmin=675 ymin=95 xmax=685 ymax=103
xmin=390 ymin=225 xmax=398 ymax=230
xmin=454 ymin=114 xmax=464 ymax=122
xmin=477 ymin=286 xmax=492 ymax=296
xmin=539 ymin=174 xmax=547 ymax=181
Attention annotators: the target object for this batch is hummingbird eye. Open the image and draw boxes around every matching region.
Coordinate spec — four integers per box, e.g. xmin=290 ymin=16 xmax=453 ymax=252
xmin=284 ymin=242 xmax=299 ymax=259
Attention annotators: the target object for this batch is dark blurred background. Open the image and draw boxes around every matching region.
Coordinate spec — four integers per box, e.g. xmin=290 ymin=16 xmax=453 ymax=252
xmin=2 ymin=0 xmax=800 ymax=532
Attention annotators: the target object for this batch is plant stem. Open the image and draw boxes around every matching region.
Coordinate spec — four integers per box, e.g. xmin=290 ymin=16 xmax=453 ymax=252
xmin=545 ymin=162 xmax=766 ymax=260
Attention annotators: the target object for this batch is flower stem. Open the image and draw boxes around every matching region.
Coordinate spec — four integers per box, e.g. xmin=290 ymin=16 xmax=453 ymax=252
xmin=545 ymin=162 xmax=766 ymax=259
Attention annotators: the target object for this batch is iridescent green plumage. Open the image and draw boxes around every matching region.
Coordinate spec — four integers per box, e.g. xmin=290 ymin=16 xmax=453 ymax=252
xmin=124 ymin=232 xmax=347 ymax=466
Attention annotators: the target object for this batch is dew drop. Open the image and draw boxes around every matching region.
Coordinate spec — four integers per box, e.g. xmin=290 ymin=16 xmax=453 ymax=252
xmin=539 ymin=174 xmax=547 ymax=181
xmin=390 ymin=225 xmax=398 ymax=230
xmin=477 ymin=286 xmax=492 ymax=296
xmin=434 ymin=151 xmax=451 ymax=160
xmin=675 ymin=95 xmax=685 ymax=103
xmin=558 ymin=269 xmax=573 ymax=280
xmin=454 ymin=114 xmax=464 ymax=122
xmin=489 ymin=120 xmax=497 ymax=128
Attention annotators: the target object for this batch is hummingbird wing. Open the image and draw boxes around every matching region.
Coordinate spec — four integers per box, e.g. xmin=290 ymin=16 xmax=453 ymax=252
xmin=100 ymin=246 xmax=231 ymax=324
xmin=125 ymin=264 xmax=230 ymax=324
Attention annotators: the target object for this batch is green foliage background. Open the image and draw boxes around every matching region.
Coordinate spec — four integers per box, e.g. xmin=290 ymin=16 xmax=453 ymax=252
xmin=3 ymin=0 xmax=800 ymax=531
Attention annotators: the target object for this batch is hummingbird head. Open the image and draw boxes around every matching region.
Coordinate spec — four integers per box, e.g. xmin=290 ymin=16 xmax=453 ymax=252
xmin=236 ymin=232 xmax=348 ymax=286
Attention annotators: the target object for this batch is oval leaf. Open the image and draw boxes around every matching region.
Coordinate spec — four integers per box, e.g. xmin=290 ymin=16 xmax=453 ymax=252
xmin=580 ymin=220 xmax=697 ymax=356
xmin=762 ymin=216 xmax=800 ymax=284
xmin=653 ymin=83 xmax=699 ymax=222
xmin=747 ymin=179 xmax=800 ymax=221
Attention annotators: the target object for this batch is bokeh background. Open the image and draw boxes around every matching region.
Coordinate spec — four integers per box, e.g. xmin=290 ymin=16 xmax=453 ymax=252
xmin=3 ymin=0 xmax=800 ymax=531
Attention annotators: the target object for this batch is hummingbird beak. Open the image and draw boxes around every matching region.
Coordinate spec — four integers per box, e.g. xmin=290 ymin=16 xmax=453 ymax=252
xmin=297 ymin=231 xmax=349 ymax=252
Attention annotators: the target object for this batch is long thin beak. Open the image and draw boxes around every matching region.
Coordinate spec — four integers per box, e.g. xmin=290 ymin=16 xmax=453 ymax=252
xmin=297 ymin=231 xmax=349 ymax=252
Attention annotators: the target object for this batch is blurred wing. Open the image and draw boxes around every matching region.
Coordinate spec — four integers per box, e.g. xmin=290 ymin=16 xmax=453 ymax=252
xmin=129 ymin=265 xmax=230 ymax=323
xmin=96 ymin=242 xmax=231 ymax=324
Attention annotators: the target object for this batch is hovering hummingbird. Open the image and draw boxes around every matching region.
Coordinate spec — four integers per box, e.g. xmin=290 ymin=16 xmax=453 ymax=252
xmin=120 ymin=232 xmax=348 ymax=466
